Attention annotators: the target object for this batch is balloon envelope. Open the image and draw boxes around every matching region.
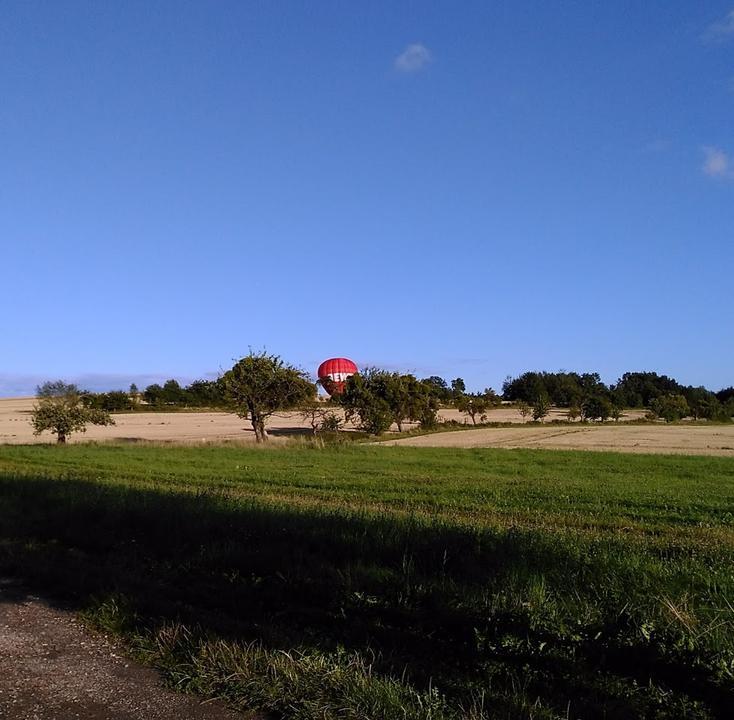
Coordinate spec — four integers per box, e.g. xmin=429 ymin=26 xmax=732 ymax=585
xmin=317 ymin=357 xmax=358 ymax=395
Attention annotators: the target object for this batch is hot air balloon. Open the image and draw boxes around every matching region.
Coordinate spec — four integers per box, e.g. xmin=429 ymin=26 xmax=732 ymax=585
xmin=317 ymin=357 xmax=358 ymax=395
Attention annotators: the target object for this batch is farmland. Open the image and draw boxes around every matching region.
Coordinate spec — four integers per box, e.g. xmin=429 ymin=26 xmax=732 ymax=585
xmin=1 ymin=443 xmax=733 ymax=718
xmin=5 ymin=397 xmax=734 ymax=457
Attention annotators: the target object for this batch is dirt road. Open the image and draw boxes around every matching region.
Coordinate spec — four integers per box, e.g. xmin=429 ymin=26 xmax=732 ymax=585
xmin=0 ymin=578 xmax=252 ymax=720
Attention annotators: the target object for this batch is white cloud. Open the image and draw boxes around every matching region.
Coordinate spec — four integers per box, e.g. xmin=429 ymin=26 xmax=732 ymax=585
xmin=394 ymin=43 xmax=431 ymax=73
xmin=702 ymin=146 xmax=733 ymax=178
xmin=703 ymin=9 xmax=734 ymax=42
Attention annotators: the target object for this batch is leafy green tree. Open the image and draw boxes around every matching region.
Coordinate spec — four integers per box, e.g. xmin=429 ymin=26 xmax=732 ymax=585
xmin=582 ymin=396 xmax=612 ymax=422
xmin=338 ymin=370 xmax=393 ymax=435
xmin=161 ymin=379 xmax=186 ymax=405
xmin=82 ymin=390 xmax=133 ymax=412
xmin=612 ymin=372 xmax=681 ymax=408
xmin=409 ymin=378 xmax=441 ymax=429
xmin=381 ymin=372 xmax=413 ymax=432
xmin=338 ymin=370 xmax=439 ymax=434
xmin=503 ymin=371 xmax=609 ymax=407
xmin=143 ymin=383 xmax=165 ymax=406
xmin=456 ymin=391 xmax=498 ymax=425
xmin=450 ymin=377 xmax=466 ymax=398
xmin=531 ymin=393 xmax=550 ymax=422
xmin=221 ymin=351 xmax=315 ymax=442
xmin=456 ymin=394 xmax=483 ymax=425
xmin=31 ymin=385 xmax=114 ymax=443
xmin=186 ymin=379 xmax=226 ymax=407
xmin=650 ymin=394 xmax=690 ymax=423
xmin=566 ymin=405 xmax=581 ymax=422
xmin=36 ymin=380 xmax=81 ymax=398
xmin=422 ymin=376 xmax=452 ymax=404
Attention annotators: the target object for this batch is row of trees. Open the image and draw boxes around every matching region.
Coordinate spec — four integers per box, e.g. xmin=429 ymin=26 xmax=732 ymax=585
xmin=79 ymin=369 xmax=734 ymax=422
xmin=502 ymin=371 xmax=734 ymax=422
xmin=32 ymin=359 xmax=734 ymax=443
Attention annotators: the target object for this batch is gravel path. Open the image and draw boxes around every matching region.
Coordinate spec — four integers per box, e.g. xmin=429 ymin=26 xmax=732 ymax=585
xmin=0 ymin=579 xmax=254 ymax=720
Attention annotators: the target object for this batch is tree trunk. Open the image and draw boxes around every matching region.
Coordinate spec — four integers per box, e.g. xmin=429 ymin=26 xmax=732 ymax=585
xmin=251 ymin=416 xmax=268 ymax=442
xmin=57 ymin=433 xmax=66 ymax=444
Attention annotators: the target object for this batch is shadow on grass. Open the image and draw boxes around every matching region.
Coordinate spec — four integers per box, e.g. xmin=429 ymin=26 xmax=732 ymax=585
xmin=0 ymin=472 xmax=729 ymax=719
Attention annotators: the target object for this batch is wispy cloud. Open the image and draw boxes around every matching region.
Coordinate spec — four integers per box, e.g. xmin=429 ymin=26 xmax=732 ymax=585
xmin=702 ymin=9 xmax=734 ymax=43
xmin=702 ymin=146 xmax=734 ymax=179
xmin=394 ymin=43 xmax=431 ymax=73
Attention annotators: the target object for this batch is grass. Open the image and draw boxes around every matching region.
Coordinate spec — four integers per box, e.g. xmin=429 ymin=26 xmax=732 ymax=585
xmin=0 ymin=443 xmax=732 ymax=719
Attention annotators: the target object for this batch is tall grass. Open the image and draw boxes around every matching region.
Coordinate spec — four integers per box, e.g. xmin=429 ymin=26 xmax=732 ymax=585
xmin=0 ymin=444 xmax=732 ymax=718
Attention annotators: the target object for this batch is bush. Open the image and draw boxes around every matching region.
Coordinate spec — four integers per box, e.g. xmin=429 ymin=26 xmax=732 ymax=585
xmin=650 ymin=394 xmax=690 ymax=423
xmin=582 ymin=396 xmax=612 ymax=422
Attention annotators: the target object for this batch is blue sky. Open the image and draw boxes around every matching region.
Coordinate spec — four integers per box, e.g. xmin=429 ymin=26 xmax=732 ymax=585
xmin=1 ymin=1 xmax=732 ymax=395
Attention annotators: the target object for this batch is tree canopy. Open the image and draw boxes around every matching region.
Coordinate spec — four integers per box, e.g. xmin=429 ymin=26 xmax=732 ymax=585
xmin=338 ymin=369 xmax=439 ymax=435
xmin=220 ymin=351 xmax=316 ymax=442
xmin=31 ymin=382 xmax=114 ymax=443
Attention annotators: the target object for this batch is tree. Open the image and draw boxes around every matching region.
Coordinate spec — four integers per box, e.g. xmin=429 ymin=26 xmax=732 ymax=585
xmin=450 ymin=377 xmax=466 ymax=398
xmin=408 ymin=378 xmax=440 ymax=429
xmin=456 ymin=391 xmax=497 ymax=425
xmin=422 ymin=376 xmax=452 ymax=404
xmin=36 ymin=380 xmax=80 ymax=398
xmin=566 ymin=405 xmax=581 ymax=422
xmin=337 ymin=370 xmax=439 ymax=435
xmin=161 ymin=379 xmax=186 ymax=405
xmin=31 ymin=384 xmax=114 ymax=443
xmin=611 ymin=372 xmax=681 ymax=408
xmin=338 ymin=371 xmax=394 ymax=435
xmin=531 ymin=393 xmax=550 ymax=422
xmin=382 ymin=372 xmax=414 ymax=432
xmin=582 ymin=396 xmax=612 ymax=422
xmin=82 ymin=390 xmax=133 ymax=412
xmin=650 ymin=394 xmax=690 ymax=423
xmin=143 ymin=383 xmax=165 ymax=406
xmin=186 ymin=379 xmax=226 ymax=408
xmin=516 ymin=401 xmax=532 ymax=421
xmin=300 ymin=399 xmax=340 ymax=435
xmin=221 ymin=351 xmax=315 ymax=442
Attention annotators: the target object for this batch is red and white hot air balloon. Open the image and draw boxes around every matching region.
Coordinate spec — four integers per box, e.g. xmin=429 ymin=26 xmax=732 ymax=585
xmin=317 ymin=357 xmax=358 ymax=395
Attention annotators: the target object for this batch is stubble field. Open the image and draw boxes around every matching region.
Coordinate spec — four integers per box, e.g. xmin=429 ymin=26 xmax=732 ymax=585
xmin=3 ymin=397 xmax=733 ymax=456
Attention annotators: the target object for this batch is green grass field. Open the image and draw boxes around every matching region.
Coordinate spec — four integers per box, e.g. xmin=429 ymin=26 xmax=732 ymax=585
xmin=0 ymin=443 xmax=732 ymax=719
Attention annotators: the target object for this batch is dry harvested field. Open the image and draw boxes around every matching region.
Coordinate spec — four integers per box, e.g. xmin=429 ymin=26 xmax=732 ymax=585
xmin=383 ymin=422 xmax=734 ymax=456
xmin=1 ymin=397 xmax=732 ymax=455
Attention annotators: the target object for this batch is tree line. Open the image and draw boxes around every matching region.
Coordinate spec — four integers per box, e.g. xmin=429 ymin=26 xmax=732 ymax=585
xmin=502 ymin=370 xmax=734 ymax=422
xmin=31 ymin=358 xmax=734 ymax=443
